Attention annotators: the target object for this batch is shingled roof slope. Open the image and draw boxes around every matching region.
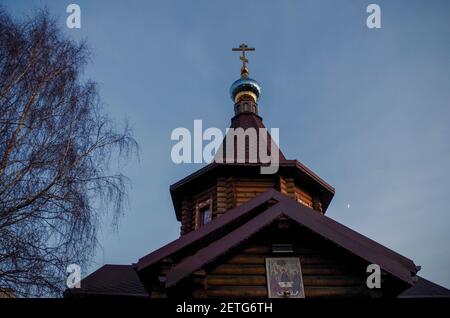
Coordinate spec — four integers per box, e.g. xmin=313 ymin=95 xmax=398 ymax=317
xmin=137 ymin=189 xmax=278 ymax=271
xmin=399 ymin=276 xmax=450 ymax=298
xmin=213 ymin=112 xmax=286 ymax=164
xmin=65 ymin=264 xmax=148 ymax=298
xmin=138 ymin=189 xmax=418 ymax=287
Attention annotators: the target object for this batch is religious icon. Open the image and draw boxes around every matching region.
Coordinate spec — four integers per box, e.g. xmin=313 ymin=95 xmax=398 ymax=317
xmin=265 ymin=258 xmax=305 ymax=298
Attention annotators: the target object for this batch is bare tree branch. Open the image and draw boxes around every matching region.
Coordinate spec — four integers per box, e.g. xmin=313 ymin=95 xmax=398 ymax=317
xmin=0 ymin=8 xmax=138 ymax=297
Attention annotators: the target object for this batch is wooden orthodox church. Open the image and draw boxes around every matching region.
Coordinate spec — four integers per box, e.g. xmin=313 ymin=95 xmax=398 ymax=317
xmin=66 ymin=44 xmax=450 ymax=299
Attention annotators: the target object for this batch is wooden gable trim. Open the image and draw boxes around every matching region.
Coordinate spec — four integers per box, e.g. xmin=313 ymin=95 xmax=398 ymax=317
xmin=170 ymin=160 xmax=336 ymax=220
xmin=165 ymin=204 xmax=282 ymax=287
xmin=164 ymin=193 xmax=417 ymax=288
xmin=137 ymin=189 xmax=281 ymax=272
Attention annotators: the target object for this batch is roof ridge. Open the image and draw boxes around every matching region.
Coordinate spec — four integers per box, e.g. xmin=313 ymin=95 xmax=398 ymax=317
xmin=163 ymin=193 xmax=417 ymax=288
xmin=166 ymin=203 xmax=283 ymax=287
xmin=137 ymin=189 xmax=283 ymax=271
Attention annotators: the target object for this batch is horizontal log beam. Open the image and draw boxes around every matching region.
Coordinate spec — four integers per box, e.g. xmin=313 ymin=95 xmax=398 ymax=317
xmin=228 ymin=255 xmax=266 ymax=265
xmin=242 ymin=246 xmax=272 ymax=254
xmin=305 ymin=286 xmax=367 ymax=297
xmin=203 ymin=275 xmax=267 ymax=286
xmin=206 ymin=286 xmax=267 ymax=298
xmin=303 ymin=275 xmax=364 ymax=287
xmin=299 ymin=256 xmax=339 ymax=265
xmin=227 ymin=255 xmax=340 ymax=265
xmin=210 ymin=264 xmax=354 ymax=277
xmin=211 ymin=264 xmax=266 ymax=275
xmin=301 ymin=266 xmax=352 ymax=276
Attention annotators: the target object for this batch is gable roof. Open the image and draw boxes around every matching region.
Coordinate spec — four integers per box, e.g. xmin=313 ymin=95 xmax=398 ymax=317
xmin=138 ymin=189 xmax=418 ymax=288
xmin=137 ymin=189 xmax=278 ymax=271
xmin=399 ymin=276 xmax=450 ymax=298
xmin=170 ymin=160 xmax=335 ymax=220
xmin=170 ymin=111 xmax=336 ymax=221
xmin=65 ymin=265 xmax=148 ymax=298
xmin=213 ymin=112 xmax=286 ymax=164
xmin=166 ymin=204 xmax=281 ymax=287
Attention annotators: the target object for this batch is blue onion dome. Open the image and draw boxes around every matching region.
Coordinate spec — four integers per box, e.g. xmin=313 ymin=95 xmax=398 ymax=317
xmin=230 ymin=77 xmax=261 ymax=103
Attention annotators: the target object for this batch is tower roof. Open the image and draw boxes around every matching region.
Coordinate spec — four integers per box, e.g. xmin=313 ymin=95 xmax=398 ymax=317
xmin=215 ymin=43 xmax=284 ymax=164
xmin=169 ymin=44 xmax=335 ymax=220
xmin=213 ymin=111 xmax=286 ymax=164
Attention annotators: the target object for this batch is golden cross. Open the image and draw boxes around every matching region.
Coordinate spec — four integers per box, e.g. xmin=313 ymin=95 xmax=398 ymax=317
xmin=232 ymin=43 xmax=255 ymax=69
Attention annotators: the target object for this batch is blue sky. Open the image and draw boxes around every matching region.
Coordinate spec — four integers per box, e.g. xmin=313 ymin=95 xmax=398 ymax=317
xmin=3 ymin=0 xmax=450 ymax=288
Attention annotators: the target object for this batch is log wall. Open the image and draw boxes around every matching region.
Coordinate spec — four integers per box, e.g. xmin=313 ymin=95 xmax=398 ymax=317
xmin=189 ymin=224 xmax=384 ymax=298
xmin=234 ymin=178 xmax=275 ymax=207
xmin=180 ymin=175 xmax=319 ymax=235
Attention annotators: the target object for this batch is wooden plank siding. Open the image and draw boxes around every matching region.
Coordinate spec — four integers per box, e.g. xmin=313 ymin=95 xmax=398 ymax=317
xmin=294 ymin=187 xmax=313 ymax=209
xmin=181 ymin=175 xmax=318 ymax=235
xmin=216 ymin=176 xmax=235 ymax=217
xmin=188 ymin=223 xmax=382 ymax=298
xmin=180 ymin=199 xmax=192 ymax=235
xmin=234 ymin=178 xmax=275 ymax=207
xmin=279 ymin=176 xmax=314 ymax=209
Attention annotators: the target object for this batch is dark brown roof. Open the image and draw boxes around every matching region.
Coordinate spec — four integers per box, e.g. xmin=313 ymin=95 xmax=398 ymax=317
xmin=65 ymin=264 xmax=148 ymax=298
xmin=138 ymin=189 xmax=418 ymax=288
xmin=65 ymin=190 xmax=450 ymax=298
xmin=213 ymin=112 xmax=286 ymax=163
xmin=166 ymin=204 xmax=281 ymax=287
xmin=169 ymin=109 xmax=337 ymax=220
xmin=137 ymin=189 xmax=278 ymax=271
xmin=170 ymin=160 xmax=335 ymax=220
xmin=398 ymin=276 xmax=450 ymax=298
